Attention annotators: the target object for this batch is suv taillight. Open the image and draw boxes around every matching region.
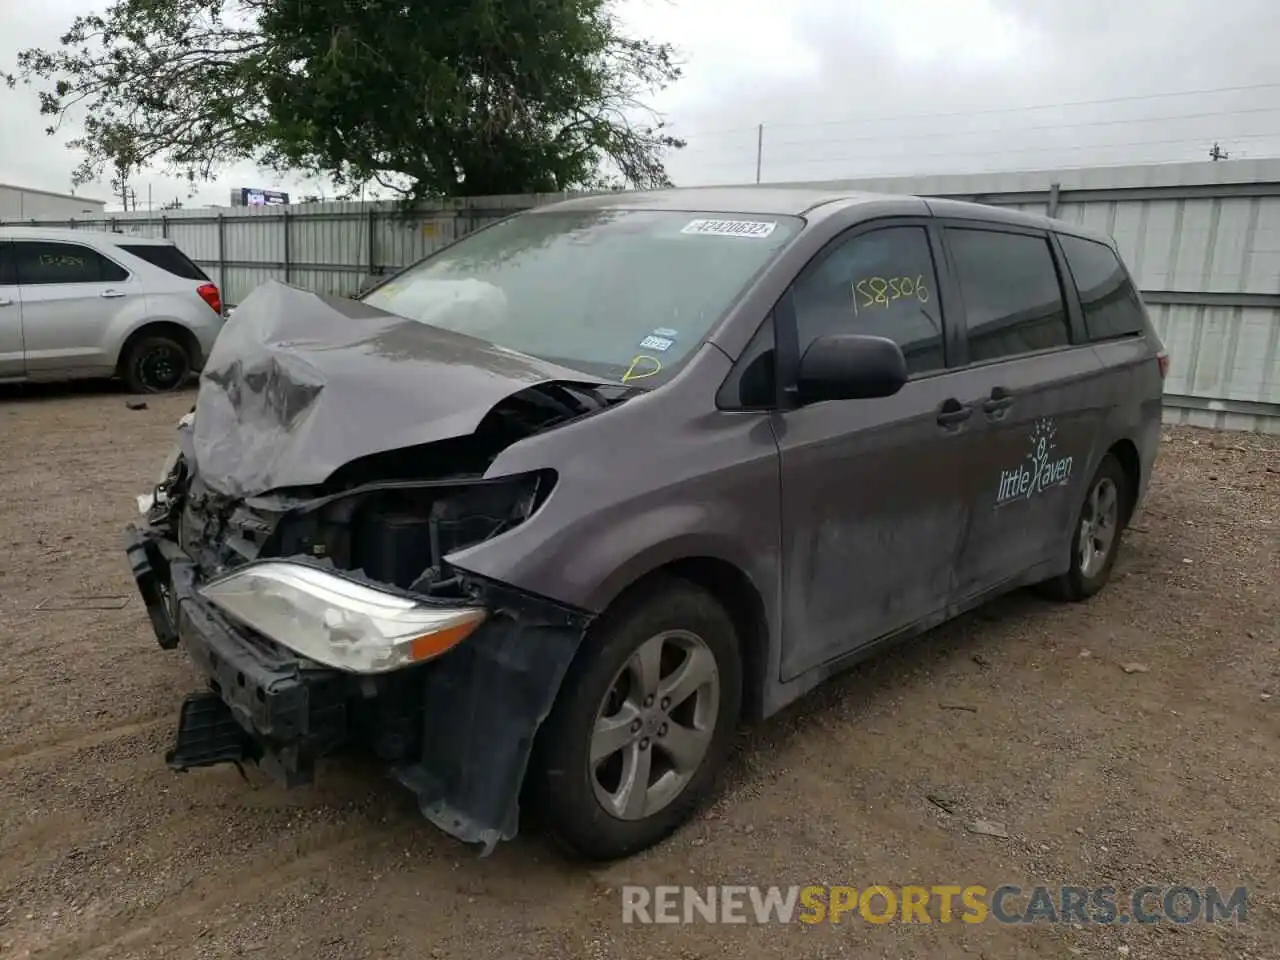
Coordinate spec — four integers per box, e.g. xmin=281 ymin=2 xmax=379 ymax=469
xmin=197 ymin=283 xmax=222 ymax=315
xmin=1156 ymin=349 xmax=1171 ymax=379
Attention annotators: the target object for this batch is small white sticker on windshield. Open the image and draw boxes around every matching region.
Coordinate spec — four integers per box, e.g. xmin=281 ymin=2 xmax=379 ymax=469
xmin=639 ymin=334 xmax=674 ymax=352
xmin=680 ymin=218 xmax=777 ymax=239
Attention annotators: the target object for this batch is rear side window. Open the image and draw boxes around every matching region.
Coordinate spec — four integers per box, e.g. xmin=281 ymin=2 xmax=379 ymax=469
xmin=119 ymin=243 xmax=209 ymax=281
xmin=14 ymin=241 xmax=129 ymax=285
xmin=947 ymin=228 xmax=1069 ymax=363
xmin=0 ymin=244 xmax=14 ymax=285
xmin=1057 ymin=234 xmax=1146 ymax=342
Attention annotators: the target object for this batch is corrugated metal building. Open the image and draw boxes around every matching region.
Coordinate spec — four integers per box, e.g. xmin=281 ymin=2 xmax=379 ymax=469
xmin=0 ymin=182 xmax=106 ymax=219
xmin=764 ymin=159 xmax=1280 ymax=433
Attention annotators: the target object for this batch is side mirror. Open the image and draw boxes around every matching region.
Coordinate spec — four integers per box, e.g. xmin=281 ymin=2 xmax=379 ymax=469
xmin=796 ymin=334 xmax=908 ymax=404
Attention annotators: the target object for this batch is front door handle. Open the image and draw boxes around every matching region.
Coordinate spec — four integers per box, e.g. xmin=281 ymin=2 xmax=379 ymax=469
xmin=100 ymin=289 xmax=126 ymax=299
xmin=0 ymin=298 xmax=12 ymax=307
xmin=936 ymin=398 xmax=973 ymax=427
xmin=982 ymin=386 xmax=1014 ymax=417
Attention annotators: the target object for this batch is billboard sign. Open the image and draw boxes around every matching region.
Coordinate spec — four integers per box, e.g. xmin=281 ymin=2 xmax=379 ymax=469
xmin=233 ymin=188 xmax=290 ymax=207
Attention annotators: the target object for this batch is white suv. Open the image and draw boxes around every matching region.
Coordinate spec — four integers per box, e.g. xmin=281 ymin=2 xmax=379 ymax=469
xmin=0 ymin=227 xmax=226 ymax=392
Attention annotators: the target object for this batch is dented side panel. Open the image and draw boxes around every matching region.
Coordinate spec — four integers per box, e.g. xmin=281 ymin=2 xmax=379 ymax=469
xmin=443 ymin=346 xmax=785 ymax=617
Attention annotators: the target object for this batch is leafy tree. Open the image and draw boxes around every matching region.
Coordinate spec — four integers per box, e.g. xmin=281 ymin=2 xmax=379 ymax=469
xmin=4 ymin=0 xmax=685 ymax=198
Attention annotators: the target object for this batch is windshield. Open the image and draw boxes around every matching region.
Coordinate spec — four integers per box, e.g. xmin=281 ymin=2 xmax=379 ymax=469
xmin=361 ymin=208 xmax=802 ymax=384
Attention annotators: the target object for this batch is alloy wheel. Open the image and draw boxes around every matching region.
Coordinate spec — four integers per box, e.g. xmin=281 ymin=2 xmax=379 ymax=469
xmin=589 ymin=629 xmax=720 ymax=821
xmin=1079 ymin=476 xmax=1119 ymax=578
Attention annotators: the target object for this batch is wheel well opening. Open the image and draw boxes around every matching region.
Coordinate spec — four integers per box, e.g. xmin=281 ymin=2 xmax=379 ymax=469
xmin=623 ymin=557 xmax=770 ymax=721
xmin=117 ymin=321 xmax=202 ymax=375
xmin=1108 ymin=439 xmax=1141 ymax=525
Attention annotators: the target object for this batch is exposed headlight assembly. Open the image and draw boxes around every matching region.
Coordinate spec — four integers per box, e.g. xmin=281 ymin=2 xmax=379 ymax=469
xmin=159 ymin=412 xmax=195 ymax=483
xmin=199 ymin=561 xmax=486 ymax=674
xmin=139 ymin=413 xmax=196 ymax=515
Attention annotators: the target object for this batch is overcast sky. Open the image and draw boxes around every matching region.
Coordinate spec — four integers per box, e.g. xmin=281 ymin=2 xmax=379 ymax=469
xmin=3 ymin=0 xmax=1279 ymax=209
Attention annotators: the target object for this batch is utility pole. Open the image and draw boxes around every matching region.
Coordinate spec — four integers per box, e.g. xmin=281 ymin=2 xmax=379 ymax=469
xmin=1209 ymin=142 xmax=1230 ymax=161
xmin=755 ymin=123 xmax=763 ymax=184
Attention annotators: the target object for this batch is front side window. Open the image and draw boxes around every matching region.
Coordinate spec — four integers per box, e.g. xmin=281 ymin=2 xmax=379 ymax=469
xmin=1057 ymin=234 xmax=1146 ymax=342
xmin=790 ymin=225 xmax=945 ymax=375
xmin=0 ymin=244 xmax=14 ymax=286
xmin=14 ymin=241 xmax=129 ymax=285
xmin=947 ymin=228 xmax=1069 ymax=363
xmin=361 ymin=209 xmax=801 ymax=384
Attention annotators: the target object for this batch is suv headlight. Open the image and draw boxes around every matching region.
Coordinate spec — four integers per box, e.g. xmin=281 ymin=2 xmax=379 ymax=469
xmin=199 ymin=561 xmax=486 ymax=673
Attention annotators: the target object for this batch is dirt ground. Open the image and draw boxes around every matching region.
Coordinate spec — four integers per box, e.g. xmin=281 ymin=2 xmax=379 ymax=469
xmin=0 ymin=382 xmax=1276 ymax=960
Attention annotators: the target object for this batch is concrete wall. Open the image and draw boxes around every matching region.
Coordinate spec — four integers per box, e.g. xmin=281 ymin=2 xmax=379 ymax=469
xmin=5 ymin=159 xmax=1279 ymax=432
xmin=0 ymin=184 xmax=106 ymax=219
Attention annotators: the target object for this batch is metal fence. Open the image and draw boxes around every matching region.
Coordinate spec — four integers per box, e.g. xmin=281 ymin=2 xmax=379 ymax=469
xmin=7 ymin=159 xmax=1280 ymax=433
xmin=9 ymin=193 xmax=543 ymax=306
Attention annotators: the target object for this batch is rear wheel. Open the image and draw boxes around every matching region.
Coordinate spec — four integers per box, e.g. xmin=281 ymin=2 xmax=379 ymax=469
xmin=530 ymin=579 xmax=742 ymax=861
xmin=122 ymin=334 xmax=191 ymax=393
xmin=1040 ymin=453 xmax=1129 ymax=601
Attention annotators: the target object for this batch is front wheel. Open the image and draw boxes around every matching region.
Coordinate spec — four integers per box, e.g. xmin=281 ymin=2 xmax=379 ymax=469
xmin=530 ymin=579 xmax=742 ymax=861
xmin=1039 ymin=453 xmax=1129 ymax=601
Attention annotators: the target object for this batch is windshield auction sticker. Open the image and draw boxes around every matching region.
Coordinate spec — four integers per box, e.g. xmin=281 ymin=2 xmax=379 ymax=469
xmin=680 ymin=218 xmax=777 ymax=239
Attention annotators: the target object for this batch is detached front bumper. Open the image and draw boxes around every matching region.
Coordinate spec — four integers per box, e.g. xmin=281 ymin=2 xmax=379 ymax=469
xmin=123 ymin=522 xmax=591 ymax=853
xmin=124 ymin=525 xmax=349 ymax=784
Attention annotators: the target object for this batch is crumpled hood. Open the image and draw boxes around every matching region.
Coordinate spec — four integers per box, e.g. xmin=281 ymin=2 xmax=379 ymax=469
xmin=191 ymin=280 xmax=597 ymax=497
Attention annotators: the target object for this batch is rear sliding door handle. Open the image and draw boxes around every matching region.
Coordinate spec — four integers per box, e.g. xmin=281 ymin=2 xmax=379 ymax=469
xmin=982 ymin=387 xmax=1014 ymax=416
xmin=936 ymin=398 xmax=973 ymax=427
xmin=100 ymin=289 xmax=126 ymax=299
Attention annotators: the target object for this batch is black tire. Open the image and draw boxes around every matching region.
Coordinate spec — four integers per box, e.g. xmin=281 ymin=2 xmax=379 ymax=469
xmin=1039 ymin=453 xmax=1129 ymax=602
xmin=122 ymin=334 xmax=191 ymax=394
xmin=530 ymin=578 xmax=743 ymax=861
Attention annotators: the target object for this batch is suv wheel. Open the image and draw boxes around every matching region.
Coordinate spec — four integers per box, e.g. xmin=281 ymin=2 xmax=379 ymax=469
xmin=1040 ymin=453 xmax=1129 ymax=601
xmin=531 ymin=580 xmax=742 ymax=860
xmin=123 ymin=335 xmax=191 ymax=393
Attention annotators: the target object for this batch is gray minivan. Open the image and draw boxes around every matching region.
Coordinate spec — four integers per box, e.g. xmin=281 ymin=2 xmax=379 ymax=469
xmin=124 ymin=187 xmax=1167 ymax=861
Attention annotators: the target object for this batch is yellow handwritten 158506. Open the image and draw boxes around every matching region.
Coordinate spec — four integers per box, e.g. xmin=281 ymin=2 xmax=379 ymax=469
xmin=853 ymin=275 xmax=930 ymax=314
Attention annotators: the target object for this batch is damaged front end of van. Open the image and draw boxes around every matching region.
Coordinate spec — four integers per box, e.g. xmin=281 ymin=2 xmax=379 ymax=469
xmin=122 ymin=282 xmax=632 ymax=854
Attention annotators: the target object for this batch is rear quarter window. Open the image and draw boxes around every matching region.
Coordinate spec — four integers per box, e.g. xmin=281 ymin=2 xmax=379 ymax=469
xmin=119 ymin=244 xmax=209 ymax=281
xmin=1057 ymin=234 xmax=1146 ymax=342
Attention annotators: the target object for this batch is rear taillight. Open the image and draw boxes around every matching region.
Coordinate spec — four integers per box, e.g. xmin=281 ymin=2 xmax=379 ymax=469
xmin=197 ymin=283 xmax=222 ymax=315
xmin=1156 ymin=349 xmax=1171 ymax=379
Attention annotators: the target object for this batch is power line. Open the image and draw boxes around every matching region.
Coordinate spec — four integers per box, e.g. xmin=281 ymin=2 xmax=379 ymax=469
xmin=677 ymin=80 xmax=1280 ymax=139
xmin=755 ymin=106 xmax=1280 ymax=150
xmin=679 ymin=152 xmax=1280 ymax=188
xmin=677 ymin=131 xmax=1280 ymax=173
